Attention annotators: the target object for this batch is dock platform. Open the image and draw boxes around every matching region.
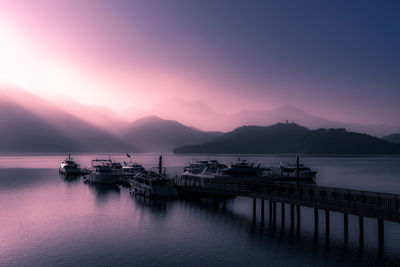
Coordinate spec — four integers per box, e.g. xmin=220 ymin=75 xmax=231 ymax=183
xmin=175 ymin=176 xmax=400 ymax=243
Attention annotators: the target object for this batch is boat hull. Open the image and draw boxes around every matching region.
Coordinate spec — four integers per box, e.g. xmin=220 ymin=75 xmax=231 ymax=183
xmin=131 ymin=180 xmax=178 ymax=198
xmin=59 ymin=167 xmax=89 ymax=175
xmin=87 ymin=173 xmax=119 ymax=184
xmin=274 ymin=171 xmax=317 ymax=182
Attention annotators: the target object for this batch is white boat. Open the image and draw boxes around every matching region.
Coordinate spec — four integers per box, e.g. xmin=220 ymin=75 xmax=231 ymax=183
xmin=221 ymin=160 xmax=270 ymax=177
xmin=121 ymin=162 xmax=146 ymax=176
xmin=86 ymin=159 xmax=120 ymax=184
xmin=183 ymin=160 xmax=228 ymax=174
xmin=59 ymin=154 xmax=89 ymax=175
xmin=278 ymin=161 xmax=317 ymax=181
xmin=117 ymin=162 xmax=147 ymax=185
xmin=179 ymin=158 xmax=317 ymax=184
xmin=130 ymin=155 xmax=178 ymax=198
xmin=179 ymin=159 xmax=275 ymax=188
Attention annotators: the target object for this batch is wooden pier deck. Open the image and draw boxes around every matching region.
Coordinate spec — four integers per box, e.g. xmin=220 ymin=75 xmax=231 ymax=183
xmin=175 ymin=176 xmax=400 ymax=243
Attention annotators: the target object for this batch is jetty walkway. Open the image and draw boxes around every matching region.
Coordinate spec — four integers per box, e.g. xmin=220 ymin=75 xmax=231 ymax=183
xmin=175 ymin=176 xmax=400 ymax=243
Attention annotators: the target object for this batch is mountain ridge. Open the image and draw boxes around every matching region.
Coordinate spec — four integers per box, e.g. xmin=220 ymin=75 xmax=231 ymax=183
xmin=382 ymin=134 xmax=400 ymax=144
xmin=174 ymin=123 xmax=400 ymax=155
xmin=138 ymin=99 xmax=400 ymax=137
xmin=121 ymin=115 xmax=222 ymax=152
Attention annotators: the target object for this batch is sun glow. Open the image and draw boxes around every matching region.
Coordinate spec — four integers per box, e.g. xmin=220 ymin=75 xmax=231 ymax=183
xmin=0 ymin=22 xmax=112 ymax=106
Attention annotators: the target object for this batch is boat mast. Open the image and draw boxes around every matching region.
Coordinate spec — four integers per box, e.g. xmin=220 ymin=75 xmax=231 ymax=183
xmin=159 ymin=155 xmax=163 ymax=175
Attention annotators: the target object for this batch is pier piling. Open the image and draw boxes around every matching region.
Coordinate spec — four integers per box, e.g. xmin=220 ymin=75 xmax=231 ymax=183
xmin=378 ymin=219 xmax=384 ymax=244
xmin=261 ymin=199 xmax=265 ymax=222
xmin=290 ymin=204 xmax=295 ymax=227
xmin=359 ymin=216 xmax=364 ymax=242
xmin=296 ymin=205 xmax=301 ymax=230
xmin=253 ymin=197 xmax=257 ymax=220
xmin=281 ymin=203 xmax=285 ymax=230
xmin=344 ymin=213 xmax=349 ymax=239
xmin=272 ymin=201 xmax=277 ymax=228
xmin=325 ymin=210 xmax=330 ymax=239
xmin=314 ymin=208 xmax=318 ymax=230
xmin=269 ymin=200 xmax=272 ymax=221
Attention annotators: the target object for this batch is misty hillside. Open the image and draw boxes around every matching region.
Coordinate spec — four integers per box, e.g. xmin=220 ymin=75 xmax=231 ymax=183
xmin=146 ymin=99 xmax=400 ymax=137
xmin=144 ymin=98 xmax=227 ymax=131
xmin=121 ymin=116 xmax=222 ymax=152
xmin=0 ymin=87 xmax=134 ymax=152
xmin=382 ymin=134 xmax=400 ymax=144
xmin=174 ymin=123 xmax=400 ymax=154
xmin=0 ymin=100 xmax=79 ymax=152
xmin=55 ymin=96 xmax=128 ymax=133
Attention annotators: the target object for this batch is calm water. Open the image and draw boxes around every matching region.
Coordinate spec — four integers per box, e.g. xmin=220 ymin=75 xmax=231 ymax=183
xmin=1 ymin=154 xmax=400 ymax=266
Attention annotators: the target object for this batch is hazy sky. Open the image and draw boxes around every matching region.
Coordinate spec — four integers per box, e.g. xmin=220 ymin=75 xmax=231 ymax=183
xmin=1 ymin=0 xmax=399 ymax=124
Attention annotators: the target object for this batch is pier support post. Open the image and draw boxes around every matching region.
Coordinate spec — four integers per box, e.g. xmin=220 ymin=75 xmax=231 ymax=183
xmin=325 ymin=210 xmax=330 ymax=239
xmin=314 ymin=208 xmax=318 ymax=230
xmin=253 ymin=197 xmax=257 ymax=220
xmin=290 ymin=204 xmax=295 ymax=227
xmin=281 ymin=202 xmax=285 ymax=230
xmin=269 ymin=200 xmax=273 ymax=221
xmin=344 ymin=213 xmax=348 ymax=239
xmin=359 ymin=216 xmax=364 ymax=242
xmin=272 ymin=201 xmax=277 ymax=228
xmin=378 ymin=219 xmax=384 ymax=244
xmin=296 ymin=205 xmax=301 ymax=231
xmin=261 ymin=199 xmax=265 ymax=222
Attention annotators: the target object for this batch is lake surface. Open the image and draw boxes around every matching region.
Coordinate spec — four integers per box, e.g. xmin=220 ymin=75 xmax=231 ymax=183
xmin=1 ymin=154 xmax=400 ymax=266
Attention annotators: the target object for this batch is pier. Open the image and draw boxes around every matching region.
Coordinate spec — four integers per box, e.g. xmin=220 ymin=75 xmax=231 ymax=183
xmin=175 ymin=177 xmax=400 ymax=244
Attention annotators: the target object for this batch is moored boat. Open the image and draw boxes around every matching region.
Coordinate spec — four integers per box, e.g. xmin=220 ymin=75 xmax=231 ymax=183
xmin=130 ymin=155 xmax=178 ymax=198
xmin=59 ymin=154 xmax=90 ymax=175
xmin=85 ymin=159 xmax=120 ymax=184
xmin=183 ymin=160 xmax=227 ymax=174
xmin=277 ymin=161 xmax=317 ymax=181
xmin=179 ymin=159 xmax=275 ymax=187
xmin=117 ymin=162 xmax=147 ymax=185
xmin=179 ymin=158 xmax=317 ymax=185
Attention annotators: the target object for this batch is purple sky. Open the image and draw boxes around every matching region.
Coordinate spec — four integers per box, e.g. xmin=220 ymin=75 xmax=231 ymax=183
xmin=1 ymin=0 xmax=399 ymax=125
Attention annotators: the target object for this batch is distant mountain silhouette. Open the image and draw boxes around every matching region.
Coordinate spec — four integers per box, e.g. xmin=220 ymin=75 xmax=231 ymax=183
xmin=382 ymin=134 xmax=400 ymax=144
xmin=174 ymin=123 xmax=400 ymax=155
xmin=2 ymin=86 xmax=399 ymax=154
xmin=144 ymin=99 xmax=400 ymax=136
xmin=229 ymin=106 xmax=400 ymax=137
xmin=141 ymin=98 xmax=227 ymax=131
xmin=54 ymin=96 xmax=128 ymax=133
xmin=0 ymin=87 xmax=133 ymax=152
xmin=121 ymin=116 xmax=222 ymax=152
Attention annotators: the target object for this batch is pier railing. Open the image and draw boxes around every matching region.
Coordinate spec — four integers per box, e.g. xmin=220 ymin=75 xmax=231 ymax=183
xmin=175 ymin=177 xmax=400 ymax=223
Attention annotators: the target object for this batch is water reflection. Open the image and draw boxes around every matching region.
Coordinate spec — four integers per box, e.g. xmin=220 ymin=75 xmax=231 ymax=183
xmin=131 ymin=196 xmax=170 ymax=214
xmin=59 ymin=173 xmax=81 ymax=184
xmin=0 ymin=168 xmax=55 ymax=191
xmin=87 ymin=183 xmax=120 ymax=201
